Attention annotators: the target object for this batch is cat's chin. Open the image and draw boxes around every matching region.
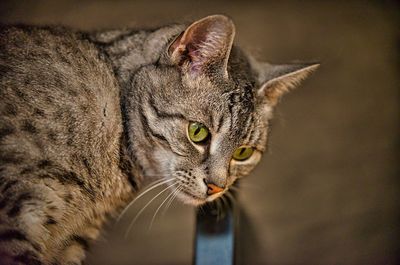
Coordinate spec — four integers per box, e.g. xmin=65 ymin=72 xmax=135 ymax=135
xmin=176 ymin=190 xmax=224 ymax=206
xmin=176 ymin=190 xmax=208 ymax=206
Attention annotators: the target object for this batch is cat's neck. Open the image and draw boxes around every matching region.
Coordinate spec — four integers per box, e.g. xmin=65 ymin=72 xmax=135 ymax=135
xmin=89 ymin=24 xmax=185 ymax=87
xmin=87 ymin=25 xmax=185 ymax=189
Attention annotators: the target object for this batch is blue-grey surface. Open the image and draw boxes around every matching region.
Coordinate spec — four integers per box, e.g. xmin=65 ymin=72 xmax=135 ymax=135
xmin=194 ymin=206 xmax=235 ymax=265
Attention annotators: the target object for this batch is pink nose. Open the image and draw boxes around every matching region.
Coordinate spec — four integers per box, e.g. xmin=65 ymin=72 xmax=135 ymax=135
xmin=206 ymin=183 xmax=224 ymax=195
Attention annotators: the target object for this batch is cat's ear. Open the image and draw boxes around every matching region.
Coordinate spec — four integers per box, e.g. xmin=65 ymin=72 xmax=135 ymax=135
xmin=168 ymin=14 xmax=235 ymax=78
xmin=256 ymin=63 xmax=320 ymax=106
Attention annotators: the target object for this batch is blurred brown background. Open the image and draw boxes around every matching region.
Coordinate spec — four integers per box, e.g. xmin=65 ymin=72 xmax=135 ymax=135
xmin=0 ymin=1 xmax=398 ymax=264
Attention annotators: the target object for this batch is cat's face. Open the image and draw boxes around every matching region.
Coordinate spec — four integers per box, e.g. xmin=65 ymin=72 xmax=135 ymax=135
xmin=127 ymin=15 xmax=318 ymax=205
xmin=139 ymin=58 xmax=270 ymax=205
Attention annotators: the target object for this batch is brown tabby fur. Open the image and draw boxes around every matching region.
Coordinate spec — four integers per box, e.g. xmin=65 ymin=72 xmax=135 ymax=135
xmin=0 ymin=15 xmax=318 ymax=264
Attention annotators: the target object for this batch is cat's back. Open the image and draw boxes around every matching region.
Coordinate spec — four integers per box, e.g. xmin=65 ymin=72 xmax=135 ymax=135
xmin=0 ymin=24 xmax=124 ymax=201
xmin=0 ymin=25 xmax=131 ymax=263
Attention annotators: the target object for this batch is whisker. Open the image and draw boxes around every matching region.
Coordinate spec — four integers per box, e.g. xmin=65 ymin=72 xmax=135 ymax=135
xmin=116 ymin=178 xmax=174 ymax=224
xmin=216 ymin=198 xmax=223 ymax=221
xmin=224 ymin=191 xmax=238 ymax=215
xmin=221 ymin=194 xmax=232 ymax=219
xmin=198 ymin=203 xmax=205 ymax=215
xmin=162 ymin=186 xmax=183 ymax=216
xmin=124 ymin=182 xmax=177 ymax=238
xmin=164 ymin=186 xmax=182 ymax=212
xmin=220 ymin=195 xmax=228 ymax=210
xmin=224 ymin=191 xmax=237 ymax=205
xmin=149 ymin=185 xmax=181 ymax=229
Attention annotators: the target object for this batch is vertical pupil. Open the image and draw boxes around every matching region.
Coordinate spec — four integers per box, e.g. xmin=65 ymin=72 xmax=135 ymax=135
xmin=194 ymin=127 xmax=201 ymax=136
xmin=239 ymin=148 xmax=246 ymax=156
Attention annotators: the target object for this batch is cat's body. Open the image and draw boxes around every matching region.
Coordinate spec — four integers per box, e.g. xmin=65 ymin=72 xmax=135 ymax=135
xmin=0 ymin=16 xmax=318 ymax=264
xmin=0 ymin=25 xmax=134 ymax=264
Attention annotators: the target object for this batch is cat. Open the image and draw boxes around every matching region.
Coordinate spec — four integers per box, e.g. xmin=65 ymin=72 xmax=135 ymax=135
xmin=0 ymin=14 xmax=318 ymax=265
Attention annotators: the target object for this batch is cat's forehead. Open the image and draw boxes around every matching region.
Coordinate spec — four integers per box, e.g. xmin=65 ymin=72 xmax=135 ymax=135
xmin=181 ymin=72 xmax=254 ymax=108
xmin=179 ymin=72 xmax=256 ymax=141
xmin=147 ymin=56 xmax=258 ymax=133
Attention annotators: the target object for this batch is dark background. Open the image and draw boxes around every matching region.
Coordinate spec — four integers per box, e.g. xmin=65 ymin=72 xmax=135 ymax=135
xmin=0 ymin=1 xmax=398 ymax=264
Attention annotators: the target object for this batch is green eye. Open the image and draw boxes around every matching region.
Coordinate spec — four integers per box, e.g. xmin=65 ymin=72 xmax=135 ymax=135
xmin=188 ymin=122 xmax=209 ymax=143
xmin=232 ymin=146 xmax=254 ymax=161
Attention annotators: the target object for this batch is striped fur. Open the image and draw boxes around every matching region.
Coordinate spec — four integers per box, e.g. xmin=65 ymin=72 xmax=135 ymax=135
xmin=0 ymin=15 xmax=317 ymax=264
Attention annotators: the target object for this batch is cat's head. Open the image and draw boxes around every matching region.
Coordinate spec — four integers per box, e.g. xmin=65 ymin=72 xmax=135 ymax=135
xmin=126 ymin=15 xmax=318 ymax=205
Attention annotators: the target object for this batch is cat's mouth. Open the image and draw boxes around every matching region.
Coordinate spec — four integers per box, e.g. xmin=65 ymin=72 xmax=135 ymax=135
xmin=178 ymin=190 xmax=208 ymax=206
xmin=178 ymin=189 xmax=225 ymax=206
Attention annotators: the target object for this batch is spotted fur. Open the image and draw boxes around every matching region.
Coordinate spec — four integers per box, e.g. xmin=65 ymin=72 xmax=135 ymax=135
xmin=0 ymin=15 xmax=318 ymax=264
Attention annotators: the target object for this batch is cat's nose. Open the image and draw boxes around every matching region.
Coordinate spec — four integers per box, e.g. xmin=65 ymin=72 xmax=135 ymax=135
xmin=206 ymin=183 xmax=224 ymax=195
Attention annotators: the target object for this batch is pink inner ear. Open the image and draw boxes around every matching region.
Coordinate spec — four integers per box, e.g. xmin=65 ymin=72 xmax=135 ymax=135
xmin=169 ymin=25 xmax=211 ymax=71
xmin=168 ymin=15 xmax=235 ymax=75
xmin=168 ymin=31 xmax=184 ymax=59
xmin=186 ymin=43 xmax=205 ymax=73
xmin=185 ymin=20 xmax=225 ymax=62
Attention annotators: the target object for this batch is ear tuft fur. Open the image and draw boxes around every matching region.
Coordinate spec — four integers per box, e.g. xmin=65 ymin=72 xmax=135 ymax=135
xmin=256 ymin=63 xmax=320 ymax=106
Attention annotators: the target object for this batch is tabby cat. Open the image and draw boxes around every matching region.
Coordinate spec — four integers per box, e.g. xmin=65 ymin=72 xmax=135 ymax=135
xmin=0 ymin=15 xmax=318 ymax=264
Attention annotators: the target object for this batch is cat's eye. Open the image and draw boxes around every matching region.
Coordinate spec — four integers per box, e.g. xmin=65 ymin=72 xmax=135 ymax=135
xmin=188 ymin=122 xmax=209 ymax=143
xmin=232 ymin=146 xmax=254 ymax=161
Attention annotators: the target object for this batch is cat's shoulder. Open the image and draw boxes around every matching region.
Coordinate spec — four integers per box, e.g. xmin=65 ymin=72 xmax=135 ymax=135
xmin=0 ymin=23 xmax=121 ymax=132
xmin=0 ymin=23 xmax=115 ymax=86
